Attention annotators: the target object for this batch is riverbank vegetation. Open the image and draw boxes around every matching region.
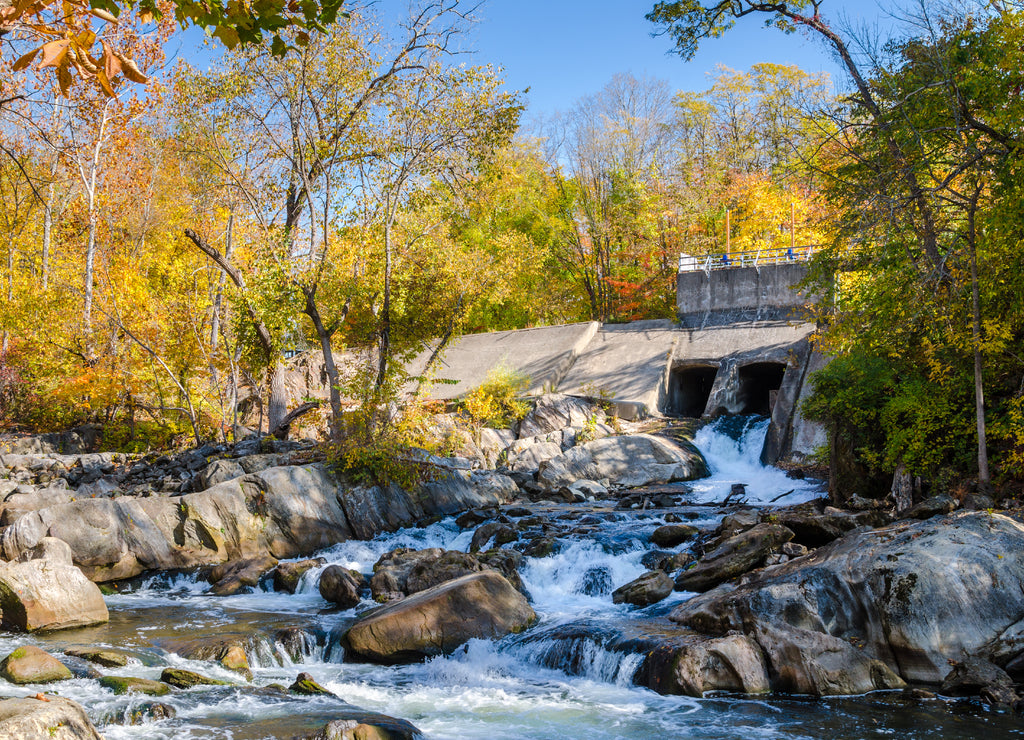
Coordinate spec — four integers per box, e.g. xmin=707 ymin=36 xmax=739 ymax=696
xmin=0 ymin=0 xmax=1022 ymax=495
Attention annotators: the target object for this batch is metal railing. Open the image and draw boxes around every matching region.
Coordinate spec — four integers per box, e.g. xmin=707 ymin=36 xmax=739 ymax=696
xmin=678 ymin=245 xmax=818 ymax=273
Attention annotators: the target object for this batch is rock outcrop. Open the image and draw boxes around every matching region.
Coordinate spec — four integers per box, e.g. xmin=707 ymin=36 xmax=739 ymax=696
xmin=536 ymin=435 xmax=707 ymax=491
xmin=0 ymin=463 xmax=516 ymax=582
xmin=344 ymin=571 xmax=536 ymax=663
xmin=669 ymin=511 xmax=1024 ymax=693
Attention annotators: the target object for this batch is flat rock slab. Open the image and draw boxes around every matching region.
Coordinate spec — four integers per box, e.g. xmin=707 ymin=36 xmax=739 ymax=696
xmin=344 ymin=571 xmax=536 ymax=663
xmin=0 ymin=696 xmax=103 ymax=740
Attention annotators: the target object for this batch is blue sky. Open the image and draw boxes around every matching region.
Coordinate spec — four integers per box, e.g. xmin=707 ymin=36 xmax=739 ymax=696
xmin=462 ymin=0 xmax=893 ymax=117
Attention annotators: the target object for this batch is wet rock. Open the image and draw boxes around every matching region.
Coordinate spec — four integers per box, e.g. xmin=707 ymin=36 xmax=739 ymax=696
xmin=650 ymin=524 xmax=698 ymax=548
xmin=208 ymin=555 xmax=279 ymax=596
xmin=674 ymin=523 xmax=794 ymax=593
xmin=64 ymin=647 xmax=128 ymax=668
xmin=274 ymin=558 xmax=326 ymax=593
xmin=289 ymin=671 xmax=335 ymax=696
xmin=904 ymin=494 xmax=957 ymax=520
xmin=104 ymin=701 xmax=177 ymax=725
xmin=176 ymin=638 xmax=253 ymax=680
xmin=470 ymin=522 xmax=518 ymax=552
xmin=369 ymin=548 xmax=443 ymax=602
xmin=477 ymin=549 xmax=525 ymax=592
xmin=671 ymin=511 xmax=1024 ymax=693
xmin=160 ymin=667 xmax=230 ymax=688
xmin=275 ymin=627 xmax=320 ymax=663
xmin=319 ymin=565 xmax=364 ymax=609
xmin=0 ymin=645 xmax=72 ymax=684
xmin=306 ymin=713 xmax=423 ymax=740
xmin=941 ymin=658 xmax=1014 ymax=697
xmin=99 ymin=675 xmax=172 ymax=696
xmin=781 ymin=542 xmax=809 ymax=558
xmin=0 ymin=695 xmax=103 ymax=739
xmin=640 ymin=632 xmax=770 ymax=696
xmin=504 ymin=506 xmax=532 ymax=518
xmin=522 ymin=536 xmax=558 ymax=558
xmin=612 ymin=570 xmax=673 ymax=606
xmin=0 ymin=539 xmax=109 ymax=632
xmin=717 ymin=509 xmax=759 ymax=538
xmin=537 ymin=435 xmax=708 ymax=492
xmin=455 ymin=509 xmax=494 ymax=529
xmin=343 ymin=571 xmax=536 ymax=663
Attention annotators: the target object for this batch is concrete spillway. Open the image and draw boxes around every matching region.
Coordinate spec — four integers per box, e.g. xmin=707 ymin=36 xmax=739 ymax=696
xmin=405 ymin=262 xmax=826 ymax=464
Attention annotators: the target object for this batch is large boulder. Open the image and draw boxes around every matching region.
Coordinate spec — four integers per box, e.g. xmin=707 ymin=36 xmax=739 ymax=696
xmin=674 ymin=523 xmax=794 ymax=593
xmin=537 ymin=435 xmax=707 ymax=491
xmin=518 ymin=394 xmax=605 ymax=439
xmin=670 ymin=511 xmax=1024 ymax=693
xmin=319 ymin=565 xmax=364 ymax=609
xmin=305 ymin=712 xmax=423 ymax=740
xmin=0 ymin=645 xmax=72 ymax=684
xmin=0 ymin=696 xmax=103 ymax=740
xmin=344 ymin=571 xmax=536 ymax=663
xmin=0 ymin=538 xmax=109 ymax=631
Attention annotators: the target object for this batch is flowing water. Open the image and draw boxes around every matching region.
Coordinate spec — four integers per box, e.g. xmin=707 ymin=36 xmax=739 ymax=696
xmin=2 ymin=418 xmax=1021 ymax=739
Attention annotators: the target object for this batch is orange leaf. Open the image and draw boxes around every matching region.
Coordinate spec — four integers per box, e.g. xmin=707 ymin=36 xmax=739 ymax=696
xmin=101 ymin=41 xmax=121 ymax=79
xmin=12 ymin=47 xmax=40 ymax=72
xmin=57 ymin=59 xmax=72 ymax=96
xmin=95 ymin=68 xmax=115 ymax=97
xmin=38 ymin=39 xmax=71 ymax=69
xmin=116 ymin=53 xmax=148 ymax=84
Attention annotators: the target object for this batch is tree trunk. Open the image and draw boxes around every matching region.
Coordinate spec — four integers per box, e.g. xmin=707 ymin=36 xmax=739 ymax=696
xmin=83 ymin=206 xmax=96 ymax=328
xmin=42 ymin=170 xmax=55 ymax=290
xmin=376 ymin=218 xmax=393 ymax=391
xmin=268 ymin=360 xmax=288 ymax=433
xmin=302 ymin=285 xmax=346 ymax=439
xmin=968 ymin=203 xmax=990 ymax=487
xmin=211 ymin=211 xmax=233 ymax=350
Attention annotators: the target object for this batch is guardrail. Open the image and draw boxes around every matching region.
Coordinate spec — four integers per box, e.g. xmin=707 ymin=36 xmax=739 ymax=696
xmin=679 ymin=246 xmax=817 ymax=273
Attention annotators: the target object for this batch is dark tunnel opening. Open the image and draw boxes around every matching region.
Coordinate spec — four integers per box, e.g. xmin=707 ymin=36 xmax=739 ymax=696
xmin=736 ymin=362 xmax=787 ymax=416
xmin=668 ymin=365 xmax=719 ymax=417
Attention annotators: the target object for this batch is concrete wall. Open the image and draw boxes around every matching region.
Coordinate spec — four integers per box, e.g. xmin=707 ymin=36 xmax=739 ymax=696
xmin=677 ymin=262 xmax=811 ymax=328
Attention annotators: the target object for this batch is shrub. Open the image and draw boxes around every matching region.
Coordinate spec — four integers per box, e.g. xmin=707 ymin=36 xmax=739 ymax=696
xmin=462 ymin=365 xmax=530 ymax=428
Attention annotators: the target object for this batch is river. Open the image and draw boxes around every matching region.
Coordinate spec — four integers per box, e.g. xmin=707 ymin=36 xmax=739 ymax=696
xmin=1 ymin=418 xmax=1021 ymax=739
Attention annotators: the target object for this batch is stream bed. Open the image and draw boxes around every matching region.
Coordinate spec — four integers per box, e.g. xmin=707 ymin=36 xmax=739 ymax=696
xmin=2 ymin=418 xmax=1022 ymax=739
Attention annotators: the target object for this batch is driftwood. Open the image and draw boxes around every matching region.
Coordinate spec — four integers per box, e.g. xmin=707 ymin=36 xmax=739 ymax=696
xmin=270 ymin=401 xmax=322 ymax=440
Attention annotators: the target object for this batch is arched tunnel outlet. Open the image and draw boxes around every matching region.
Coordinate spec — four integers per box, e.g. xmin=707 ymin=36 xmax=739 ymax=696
xmin=737 ymin=362 xmax=787 ymax=416
xmin=668 ymin=365 xmax=719 ymax=418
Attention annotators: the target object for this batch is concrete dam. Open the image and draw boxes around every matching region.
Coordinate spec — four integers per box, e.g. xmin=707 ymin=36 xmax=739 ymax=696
xmin=409 ymin=258 xmax=826 ymax=464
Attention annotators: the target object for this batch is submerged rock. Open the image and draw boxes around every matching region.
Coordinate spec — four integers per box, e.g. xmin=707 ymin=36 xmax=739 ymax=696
xmin=99 ymin=675 xmax=172 ymax=696
xmin=64 ymin=647 xmax=128 ymax=668
xmin=0 ymin=645 xmax=71 ymax=684
xmin=343 ymin=571 xmax=536 ymax=663
xmin=0 ymin=696 xmax=103 ymax=740
xmin=650 ymin=524 xmax=698 ymax=548
xmin=305 ymin=713 xmax=423 ymax=740
xmin=160 ymin=667 xmax=230 ymax=689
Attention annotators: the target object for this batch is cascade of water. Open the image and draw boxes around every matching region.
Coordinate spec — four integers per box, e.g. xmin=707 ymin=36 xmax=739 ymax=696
xmin=688 ymin=415 xmax=824 ymax=505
